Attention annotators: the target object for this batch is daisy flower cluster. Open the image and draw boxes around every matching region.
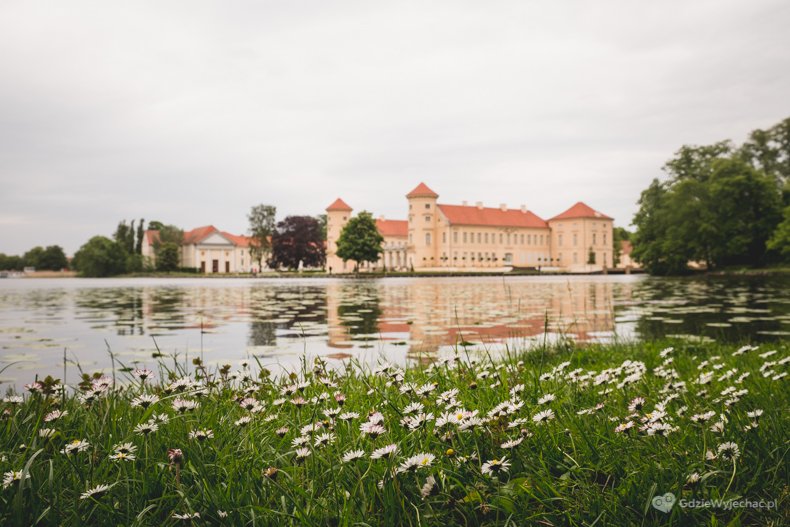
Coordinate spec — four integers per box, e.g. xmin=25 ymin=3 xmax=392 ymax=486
xmin=0 ymin=341 xmax=786 ymax=525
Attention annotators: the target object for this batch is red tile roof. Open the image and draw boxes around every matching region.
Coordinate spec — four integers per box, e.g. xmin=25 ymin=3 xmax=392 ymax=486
xmin=549 ymin=202 xmax=612 ymax=221
xmin=437 ymin=204 xmax=548 ymax=228
xmin=183 ymin=225 xmax=219 ymax=245
xmin=181 ymin=226 xmax=254 ymax=247
xmin=406 ymin=182 xmax=439 ymax=199
xmin=326 ymin=198 xmax=353 ymax=211
xmin=376 ymin=219 xmax=408 ymax=237
xmin=221 ymin=231 xmax=255 ymax=248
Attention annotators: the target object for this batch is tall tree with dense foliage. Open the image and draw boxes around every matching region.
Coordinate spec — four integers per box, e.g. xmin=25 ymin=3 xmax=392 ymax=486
xmin=72 ymin=236 xmax=128 ymax=277
xmin=631 ymin=180 xmax=688 ymax=275
xmin=739 ymin=117 xmax=789 ymax=186
xmin=39 ymin=246 xmax=68 ymax=270
xmin=156 ymin=242 xmax=181 ymax=272
xmin=147 ymin=222 xmax=183 ymax=270
xmin=612 ymin=227 xmax=631 ymax=267
xmin=248 ymin=204 xmax=276 ymax=270
xmin=0 ymin=254 xmax=23 ymax=271
xmin=335 ymin=211 xmax=383 ymax=271
xmin=22 ymin=246 xmax=45 ymax=269
xmin=631 ymin=117 xmax=789 ymax=274
xmin=135 ymin=218 xmax=145 ymax=254
xmin=767 ymin=204 xmax=790 ymax=260
xmin=269 ymin=215 xmax=326 ymax=270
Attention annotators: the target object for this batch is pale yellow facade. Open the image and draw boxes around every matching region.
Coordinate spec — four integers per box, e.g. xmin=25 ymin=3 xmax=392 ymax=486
xmin=326 ymin=183 xmax=615 ymax=274
xmin=142 ymin=226 xmax=258 ymax=274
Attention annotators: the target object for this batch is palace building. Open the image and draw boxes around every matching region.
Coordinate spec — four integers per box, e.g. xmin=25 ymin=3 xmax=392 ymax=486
xmin=326 ymin=183 xmax=614 ymax=273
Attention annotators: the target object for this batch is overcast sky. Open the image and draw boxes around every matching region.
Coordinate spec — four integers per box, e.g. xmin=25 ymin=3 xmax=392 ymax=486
xmin=1 ymin=1 xmax=789 ymax=256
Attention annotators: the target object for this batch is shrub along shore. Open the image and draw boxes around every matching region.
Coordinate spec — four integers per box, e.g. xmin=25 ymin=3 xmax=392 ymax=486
xmin=1 ymin=339 xmax=787 ymax=526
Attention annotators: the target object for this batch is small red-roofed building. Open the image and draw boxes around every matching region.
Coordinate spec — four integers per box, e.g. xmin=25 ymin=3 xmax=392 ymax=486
xmin=142 ymin=225 xmax=258 ymax=273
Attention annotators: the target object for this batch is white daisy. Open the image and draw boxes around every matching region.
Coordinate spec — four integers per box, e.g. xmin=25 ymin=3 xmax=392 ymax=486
xmin=370 ymin=444 xmax=398 ymax=459
xmin=532 ymin=409 xmax=555 ymax=424
xmin=2 ymin=470 xmax=30 ymax=489
xmin=397 ymin=453 xmax=435 ymax=473
xmin=131 ymin=394 xmax=160 ymax=408
xmin=717 ymin=441 xmax=740 ymax=461
xmin=342 ymin=449 xmax=365 ymax=463
xmin=61 ymin=439 xmax=90 ymax=455
xmin=134 ymin=422 xmax=159 ymax=436
xmin=420 ymin=475 xmax=438 ymax=499
xmin=500 ymin=437 xmax=524 ymax=449
xmin=481 ymin=457 xmax=511 ymax=476
xmin=189 ymin=429 xmax=214 ymax=441
xmin=80 ymin=483 xmax=111 ymax=500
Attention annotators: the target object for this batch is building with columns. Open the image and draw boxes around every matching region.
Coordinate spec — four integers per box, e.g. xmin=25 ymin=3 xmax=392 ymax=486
xmin=326 ymin=183 xmax=614 ymax=273
xmin=142 ymin=225 xmax=258 ymax=273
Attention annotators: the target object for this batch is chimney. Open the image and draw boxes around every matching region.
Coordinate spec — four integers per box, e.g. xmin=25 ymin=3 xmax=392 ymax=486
xmin=476 ymin=201 xmax=483 ymax=210
xmin=379 ymin=214 xmax=385 ymax=221
xmin=462 ymin=200 xmax=468 ymax=206
xmin=520 ymin=204 xmax=527 ymax=213
xmin=500 ymin=203 xmax=507 ymax=211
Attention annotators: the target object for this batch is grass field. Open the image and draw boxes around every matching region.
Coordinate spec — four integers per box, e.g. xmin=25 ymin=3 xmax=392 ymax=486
xmin=1 ymin=339 xmax=787 ymax=526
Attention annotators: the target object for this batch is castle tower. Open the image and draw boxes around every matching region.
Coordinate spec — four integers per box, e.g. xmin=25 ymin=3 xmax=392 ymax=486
xmin=325 ymin=198 xmax=353 ymax=273
xmin=406 ymin=182 xmax=439 ymax=270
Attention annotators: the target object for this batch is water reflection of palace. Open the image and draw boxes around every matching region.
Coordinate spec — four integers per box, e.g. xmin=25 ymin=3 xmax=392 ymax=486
xmin=326 ymin=279 xmax=622 ymax=356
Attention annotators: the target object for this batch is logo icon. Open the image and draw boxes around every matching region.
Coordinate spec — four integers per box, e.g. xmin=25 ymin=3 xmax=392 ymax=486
xmin=652 ymin=492 xmax=676 ymax=513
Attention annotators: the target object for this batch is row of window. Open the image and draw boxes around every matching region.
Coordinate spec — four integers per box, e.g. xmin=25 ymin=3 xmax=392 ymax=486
xmin=441 ymin=231 xmax=548 ymax=246
xmin=557 ymin=232 xmax=607 ymax=247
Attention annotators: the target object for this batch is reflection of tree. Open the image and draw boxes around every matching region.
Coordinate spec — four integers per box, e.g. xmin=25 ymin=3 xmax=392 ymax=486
xmin=630 ymin=276 xmax=790 ymax=342
xmin=247 ymin=286 xmax=327 ymax=345
xmin=337 ymin=292 xmax=381 ymax=335
xmin=249 ymin=319 xmax=277 ymax=346
xmin=75 ymin=288 xmax=145 ymax=336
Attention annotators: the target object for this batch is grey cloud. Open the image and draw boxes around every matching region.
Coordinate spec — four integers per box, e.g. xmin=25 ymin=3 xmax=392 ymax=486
xmin=1 ymin=0 xmax=788 ymax=254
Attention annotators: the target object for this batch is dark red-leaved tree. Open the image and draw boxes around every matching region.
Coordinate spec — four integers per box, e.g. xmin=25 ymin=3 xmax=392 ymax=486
xmin=269 ymin=216 xmax=326 ymax=270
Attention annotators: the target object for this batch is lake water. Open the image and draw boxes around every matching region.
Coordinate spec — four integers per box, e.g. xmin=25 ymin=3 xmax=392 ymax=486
xmin=1 ymin=275 xmax=788 ymax=388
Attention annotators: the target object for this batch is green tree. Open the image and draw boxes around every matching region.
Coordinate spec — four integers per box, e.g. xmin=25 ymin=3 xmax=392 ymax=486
xmin=114 ymin=220 xmax=135 ymax=254
xmin=632 ymin=118 xmax=788 ymax=275
xmin=335 ymin=211 xmax=383 ymax=271
xmin=248 ymin=204 xmax=276 ymax=270
xmin=156 ymin=242 xmax=180 ymax=272
xmin=739 ymin=117 xmax=789 ymax=186
xmin=663 ymin=141 xmax=733 ymax=183
xmin=612 ymin=227 xmax=631 ymax=267
xmin=767 ymin=205 xmax=790 ymax=260
xmin=148 ymin=223 xmax=183 ymax=268
xmin=72 ymin=236 xmax=128 ymax=277
xmin=0 ymin=254 xmax=23 ymax=271
xmin=22 ymin=246 xmax=45 ymax=269
xmin=316 ymin=214 xmax=328 ymax=240
xmin=151 ymin=224 xmax=183 ymax=248
xmin=706 ymin=158 xmax=782 ymax=266
xmin=135 ymin=218 xmax=145 ymax=255
xmin=38 ymin=245 xmax=68 ymax=270
xmin=631 ymin=180 xmax=688 ymax=275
